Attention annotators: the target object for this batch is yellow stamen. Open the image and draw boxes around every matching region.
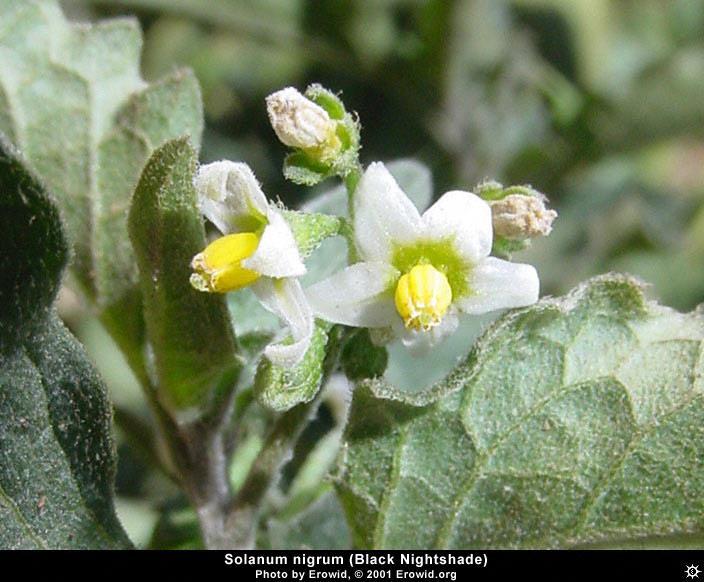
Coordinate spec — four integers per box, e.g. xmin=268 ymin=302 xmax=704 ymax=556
xmin=190 ymin=232 xmax=261 ymax=293
xmin=394 ymin=264 xmax=452 ymax=331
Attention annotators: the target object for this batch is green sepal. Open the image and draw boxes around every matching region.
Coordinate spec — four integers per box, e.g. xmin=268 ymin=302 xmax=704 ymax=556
xmin=283 ymin=151 xmax=332 ymax=186
xmin=491 ymin=235 xmax=531 ymax=260
xmin=305 ymin=84 xmax=347 ymax=120
xmin=476 ymin=179 xmax=545 ymax=202
xmin=282 ymin=84 xmax=361 ymax=186
xmin=254 ymin=321 xmax=331 ymax=412
xmin=280 ymin=208 xmax=343 ymax=259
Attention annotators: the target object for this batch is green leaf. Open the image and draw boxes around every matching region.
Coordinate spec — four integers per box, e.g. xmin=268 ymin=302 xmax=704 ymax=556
xmin=336 ymin=274 xmax=704 ymax=548
xmin=254 ymin=322 xmax=330 ymax=412
xmin=341 ymin=329 xmax=388 ymax=381
xmin=0 ymin=138 xmax=130 ymax=549
xmin=0 ymin=0 xmax=203 ymax=358
xmin=128 ymin=138 xmax=236 ymax=413
xmin=0 ymin=136 xmax=67 ymax=348
xmin=260 ymin=489 xmax=351 ymax=550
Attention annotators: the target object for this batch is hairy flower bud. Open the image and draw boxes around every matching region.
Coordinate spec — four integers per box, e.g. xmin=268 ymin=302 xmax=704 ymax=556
xmin=266 ymin=87 xmax=338 ymax=151
xmin=490 ymin=194 xmax=557 ymax=240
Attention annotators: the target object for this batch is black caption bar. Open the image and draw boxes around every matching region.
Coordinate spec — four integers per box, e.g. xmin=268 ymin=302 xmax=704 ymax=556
xmin=2 ymin=549 xmax=704 ymax=580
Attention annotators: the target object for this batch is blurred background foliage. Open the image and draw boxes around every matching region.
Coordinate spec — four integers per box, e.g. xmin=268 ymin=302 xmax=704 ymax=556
xmin=57 ymin=0 xmax=704 ymax=547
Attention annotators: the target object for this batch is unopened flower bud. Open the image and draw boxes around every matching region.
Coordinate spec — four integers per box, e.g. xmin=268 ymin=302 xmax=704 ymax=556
xmin=490 ymin=194 xmax=557 ymax=240
xmin=266 ymin=87 xmax=339 ymax=151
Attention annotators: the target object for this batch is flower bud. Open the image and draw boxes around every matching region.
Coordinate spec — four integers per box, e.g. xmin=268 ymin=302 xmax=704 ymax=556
xmin=490 ymin=194 xmax=557 ymax=240
xmin=266 ymin=87 xmax=338 ymax=151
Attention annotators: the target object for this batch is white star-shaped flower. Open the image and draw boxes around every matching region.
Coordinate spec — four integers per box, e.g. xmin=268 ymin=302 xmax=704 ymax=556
xmin=306 ymin=162 xmax=540 ymax=353
xmin=190 ymin=161 xmax=313 ymax=368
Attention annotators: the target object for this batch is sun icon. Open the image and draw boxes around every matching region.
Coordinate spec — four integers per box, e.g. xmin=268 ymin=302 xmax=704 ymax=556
xmin=686 ymin=564 xmax=701 ymax=579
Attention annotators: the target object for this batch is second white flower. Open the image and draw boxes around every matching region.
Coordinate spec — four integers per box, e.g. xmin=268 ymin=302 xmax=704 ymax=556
xmin=306 ymin=162 xmax=540 ymax=353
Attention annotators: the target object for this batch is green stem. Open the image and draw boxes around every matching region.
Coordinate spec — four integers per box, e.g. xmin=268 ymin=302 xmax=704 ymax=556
xmin=100 ymin=302 xmax=242 ymax=548
xmin=344 ymin=165 xmax=363 ymax=220
xmin=344 ymin=164 xmax=363 ymax=264
xmin=221 ymin=327 xmax=345 ymax=549
xmin=223 ymin=398 xmax=320 ymax=548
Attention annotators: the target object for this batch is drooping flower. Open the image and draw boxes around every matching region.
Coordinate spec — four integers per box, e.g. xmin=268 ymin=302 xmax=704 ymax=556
xmin=190 ymin=161 xmax=313 ymax=367
xmin=306 ymin=162 xmax=540 ymax=353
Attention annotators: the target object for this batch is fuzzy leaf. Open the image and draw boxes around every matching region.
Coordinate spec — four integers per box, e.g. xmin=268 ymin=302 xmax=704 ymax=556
xmin=254 ymin=322 xmax=330 ymax=412
xmin=0 ymin=136 xmax=67 ymax=348
xmin=0 ymin=139 xmax=130 ymax=549
xmin=341 ymin=329 xmax=388 ymax=381
xmin=260 ymin=490 xmax=351 ymax=550
xmin=128 ymin=138 xmax=236 ymax=413
xmin=0 ymin=0 xmax=203 ymax=358
xmin=336 ymin=275 xmax=704 ymax=548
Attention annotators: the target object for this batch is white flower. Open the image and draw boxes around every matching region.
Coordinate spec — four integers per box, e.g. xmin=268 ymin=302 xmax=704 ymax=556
xmin=266 ymin=87 xmax=340 ymax=153
xmin=190 ymin=161 xmax=313 ymax=368
xmin=306 ymin=162 xmax=540 ymax=353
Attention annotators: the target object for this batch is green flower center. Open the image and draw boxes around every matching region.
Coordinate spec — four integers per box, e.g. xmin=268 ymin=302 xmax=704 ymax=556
xmin=391 ymin=237 xmax=471 ymax=300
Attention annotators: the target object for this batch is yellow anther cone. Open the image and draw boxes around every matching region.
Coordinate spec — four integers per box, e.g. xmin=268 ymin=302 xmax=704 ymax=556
xmin=190 ymin=232 xmax=261 ymax=293
xmin=394 ymin=264 xmax=452 ymax=331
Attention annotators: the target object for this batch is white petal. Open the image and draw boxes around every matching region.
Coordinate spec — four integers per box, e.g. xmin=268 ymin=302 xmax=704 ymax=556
xmin=421 ymin=190 xmax=493 ymax=263
xmin=266 ymin=87 xmax=335 ymax=149
xmin=306 ymin=261 xmax=400 ymax=327
xmin=397 ymin=311 xmax=459 ymax=356
xmin=195 ymin=161 xmax=269 ymax=233
xmin=243 ymin=210 xmax=306 ymax=278
xmin=252 ymin=278 xmax=313 ymax=368
xmin=353 ymin=162 xmax=422 ymax=262
xmin=457 ymin=257 xmax=539 ymax=314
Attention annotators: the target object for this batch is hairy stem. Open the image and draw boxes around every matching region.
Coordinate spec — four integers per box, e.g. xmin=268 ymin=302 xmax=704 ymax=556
xmin=223 ymin=397 xmax=322 ymax=548
xmin=220 ymin=327 xmax=345 ymax=549
xmin=345 ymin=164 xmax=363 ymax=264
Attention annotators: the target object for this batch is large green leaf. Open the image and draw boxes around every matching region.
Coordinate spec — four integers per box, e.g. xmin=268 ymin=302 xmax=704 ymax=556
xmin=0 ymin=0 xmax=203 ymax=359
xmin=260 ymin=490 xmax=351 ymax=550
xmin=128 ymin=138 xmax=236 ymax=413
xmin=336 ymin=275 xmax=704 ymax=548
xmin=0 ymin=138 xmax=130 ymax=549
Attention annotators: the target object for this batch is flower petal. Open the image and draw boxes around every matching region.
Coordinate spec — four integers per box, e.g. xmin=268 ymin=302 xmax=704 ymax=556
xmin=353 ymin=162 xmax=422 ymax=262
xmin=195 ymin=161 xmax=269 ymax=234
xmin=457 ymin=257 xmax=539 ymax=314
xmin=243 ymin=210 xmax=306 ymax=278
xmin=252 ymin=278 xmax=313 ymax=368
xmin=421 ymin=190 xmax=492 ymax=263
xmin=306 ymin=261 xmax=400 ymax=327
xmin=397 ymin=310 xmax=459 ymax=356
